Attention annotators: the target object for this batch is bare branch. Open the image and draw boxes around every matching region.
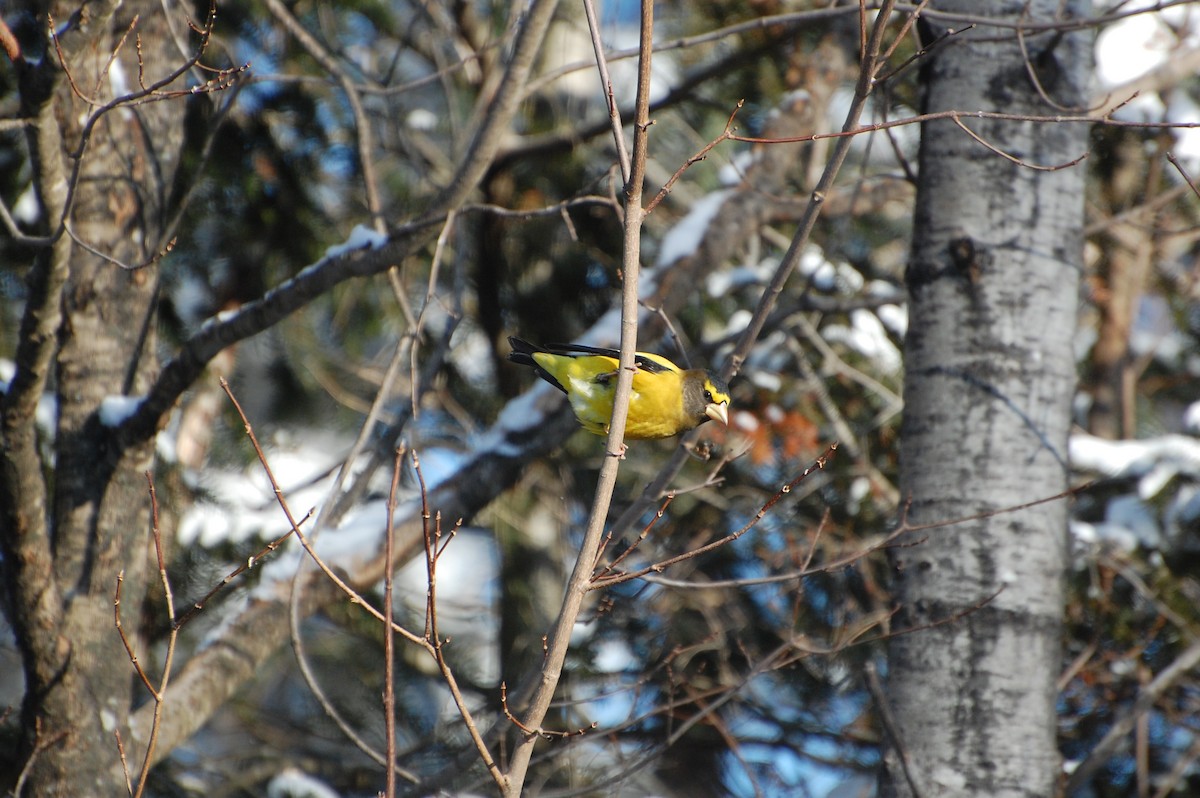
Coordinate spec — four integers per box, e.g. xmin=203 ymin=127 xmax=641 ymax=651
xmin=113 ymin=572 xmax=155 ymax=695
xmin=0 ymin=16 xmax=22 ymax=63
xmin=429 ymin=0 xmax=562 ymax=214
xmin=383 ymin=446 xmax=405 ymax=798
xmin=644 ymin=100 xmax=745 ymax=215
xmin=111 ymin=473 xmax=181 ymax=798
xmin=501 ymin=682 xmax=597 ymax=740
xmin=950 ymin=114 xmax=1089 ymax=170
xmin=581 ymin=0 xmax=632 ymax=182
xmin=591 ymin=445 xmax=837 ymax=590
xmin=219 ymin=378 xmax=426 ymax=646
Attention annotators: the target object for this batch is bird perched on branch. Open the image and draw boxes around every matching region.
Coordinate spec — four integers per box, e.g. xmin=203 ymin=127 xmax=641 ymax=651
xmin=507 ymin=337 xmax=730 ymax=440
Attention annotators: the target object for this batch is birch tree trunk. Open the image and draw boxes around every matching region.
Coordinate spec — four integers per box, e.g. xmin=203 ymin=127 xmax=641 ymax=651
xmin=881 ymin=3 xmax=1091 ymax=796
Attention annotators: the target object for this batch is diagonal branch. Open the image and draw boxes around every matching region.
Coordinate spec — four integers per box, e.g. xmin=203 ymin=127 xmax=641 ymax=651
xmin=115 ymin=0 xmax=566 ymax=469
xmin=114 ymin=225 xmax=434 ymax=448
xmin=428 ymin=0 xmax=562 ymax=215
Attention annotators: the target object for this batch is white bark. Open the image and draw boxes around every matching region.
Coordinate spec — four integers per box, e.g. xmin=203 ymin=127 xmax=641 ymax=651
xmin=882 ymin=2 xmax=1091 ymax=796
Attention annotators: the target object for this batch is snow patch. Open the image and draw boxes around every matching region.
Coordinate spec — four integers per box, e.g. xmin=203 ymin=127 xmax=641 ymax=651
xmin=109 ymin=58 xmax=130 ymax=99
xmin=324 ymin=224 xmax=389 ymax=259
xmin=1184 ymin=401 xmax=1200 ymax=433
xmin=98 ymin=395 xmax=142 ymax=427
xmin=592 ymin=638 xmax=634 ymax=673
xmin=1095 ymin=4 xmax=1200 ymax=166
xmin=13 ymin=184 xmax=40 ymax=225
xmin=1096 ymin=2 xmax=1200 ymax=89
xmin=1071 ymin=432 xmax=1200 ymax=498
xmin=733 ymin=410 xmax=760 ymax=432
xmin=719 ymin=149 xmax=761 ymax=186
xmin=266 ymin=767 xmax=340 ymax=798
xmin=656 ymin=190 xmax=733 ymax=267
xmin=707 ymin=257 xmax=779 ymax=297
xmin=407 ymin=108 xmax=437 ymax=131
xmin=749 ymin=371 xmax=782 ymax=392
xmin=821 ymin=310 xmax=902 ymax=374
xmin=875 ymin=302 xmax=908 ymax=338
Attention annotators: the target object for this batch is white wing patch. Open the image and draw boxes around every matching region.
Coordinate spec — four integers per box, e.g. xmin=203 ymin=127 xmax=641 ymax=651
xmin=568 ymin=375 xmax=602 ymax=399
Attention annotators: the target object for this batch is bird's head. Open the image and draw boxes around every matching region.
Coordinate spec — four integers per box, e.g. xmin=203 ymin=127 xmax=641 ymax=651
xmin=683 ymin=370 xmax=731 ymax=428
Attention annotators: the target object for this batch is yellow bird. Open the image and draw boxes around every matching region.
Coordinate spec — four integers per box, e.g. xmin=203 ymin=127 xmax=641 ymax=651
xmin=507 ymin=337 xmax=731 ymax=440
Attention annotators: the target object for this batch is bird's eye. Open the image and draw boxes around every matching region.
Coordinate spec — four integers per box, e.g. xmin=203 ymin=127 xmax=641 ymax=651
xmin=704 ymin=390 xmax=713 ymax=402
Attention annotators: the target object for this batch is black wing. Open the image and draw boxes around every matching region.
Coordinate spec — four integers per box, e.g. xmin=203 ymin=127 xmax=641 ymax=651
xmin=544 ymin=342 xmax=675 ymax=374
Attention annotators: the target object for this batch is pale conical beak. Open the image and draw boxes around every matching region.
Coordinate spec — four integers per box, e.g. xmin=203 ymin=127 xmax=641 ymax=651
xmin=705 ymin=402 xmax=729 ymax=426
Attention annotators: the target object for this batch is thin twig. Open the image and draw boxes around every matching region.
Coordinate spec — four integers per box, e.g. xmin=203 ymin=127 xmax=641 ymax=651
xmin=115 ymin=730 xmax=132 ymax=795
xmin=1167 ymin=152 xmax=1200 ymax=203
xmin=876 ymin=20 xmax=970 ymax=86
xmin=644 ymin=100 xmax=744 ymax=214
xmin=408 ymin=212 xmax=457 ymax=417
xmin=581 ymin=0 xmax=631 ymax=182
xmin=262 ymin=0 xmax=386 ymax=228
xmin=318 ymin=333 xmax=414 ymax=530
xmin=728 ymin=103 xmax=1200 ymax=149
xmin=15 ymin=720 xmax=68 ymax=798
xmin=383 ymin=446 xmax=405 ymax=798
xmin=1152 ymin=733 xmax=1200 ymax=798
xmin=879 ymin=0 xmax=932 ymax=64
xmin=645 ymin=481 xmax=1090 ymax=591
xmin=414 ymin=451 xmax=436 ymax=641
xmin=23 ymin=1 xmax=246 ymax=254
xmin=0 ymin=16 xmax=21 ymax=63
xmin=1013 ymin=3 xmax=1108 ymax=114
xmin=460 ymin=193 xmax=619 ymax=219
xmin=501 ymin=682 xmax=597 ymax=739
xmin=591 ymin=445 xmax=837 ymax=590
xmin=950 ymin=114 xmax=1089 ymax=170
xmin=172 ymin=514 xmax=309 ymax=630
xmin=112 ymin=473 xmax=180 ymax=798
xmin=114 ymin=572 xmax=155 ymax=695
xmin=409 ymin=455 xmax=505 ymax=793
xmin=594 ymin=494 xmax=675 ymax=579
xmin=216 ymin=380 xmax=442 ymax=786
xmin=219 ymin=377 xmax=426 ymax=647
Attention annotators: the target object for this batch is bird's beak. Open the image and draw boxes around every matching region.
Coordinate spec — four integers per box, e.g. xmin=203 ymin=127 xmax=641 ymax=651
xmin=705 ymin=402 xmax=729 ymax=426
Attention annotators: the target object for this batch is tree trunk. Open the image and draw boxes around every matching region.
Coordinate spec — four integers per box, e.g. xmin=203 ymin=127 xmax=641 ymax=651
xmin=1 ymin=2 xmax=186 ymax=793
xmin=881 ymin=3 xmax=1091 ymax=796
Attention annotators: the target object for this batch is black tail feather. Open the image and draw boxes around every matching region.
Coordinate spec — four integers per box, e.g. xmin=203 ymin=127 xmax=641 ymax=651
xmin=506 ymin=336 xmax=543 ymax=367
xmin=507 ymin=337 xmax=567 ymax=395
